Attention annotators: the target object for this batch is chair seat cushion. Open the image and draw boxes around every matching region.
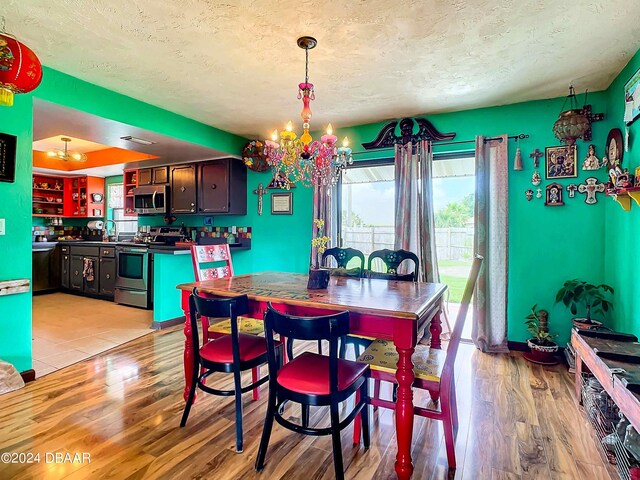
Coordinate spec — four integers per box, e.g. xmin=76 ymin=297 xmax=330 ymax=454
xmin=200 ymin=333 xmax=269 ymax=364
xmin=357 ymin=339 xmax=446 ymax=382
xmin=277 ymin=352 xmax=368 ymax=395
xmin=208 ymin=317 xmax=265 ymax=336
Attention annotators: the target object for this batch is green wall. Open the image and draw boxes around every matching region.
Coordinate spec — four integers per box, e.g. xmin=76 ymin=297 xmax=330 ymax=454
xmin=0 ymin=67 xmax=246 ymax=373
xmin=604 ymin=48 xmax=640 ymax=337
xmin=0 ymin=94 xmax=33 ymax=372
xmin=336 ymin=93 xmax=612 ymax=345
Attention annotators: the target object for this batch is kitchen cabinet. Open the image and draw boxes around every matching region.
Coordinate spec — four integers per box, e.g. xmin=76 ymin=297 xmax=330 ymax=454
xmin=198 ymin=158 xmax=247 ymax=214
xmin=138 ymin=167 xmax=168 ymax=186
xmin=171 ymin=164 xmax=197 ymax=214
xmin=99 ymin=257 xmax=116 ymax=297
xmin=61 ymin=245 xmax=70 ymax=289
xmin=63 ymin=176 xmax=105 ymax=218
xmin=32 ymin=243 xmax=61 ymax=293
xmin=84 ymin=256 xmax=100 ymax=295
xmin=138 ymin=168 xmax=153 ymax=186
xmin=69 ymin=255 xmax=84 ymax=291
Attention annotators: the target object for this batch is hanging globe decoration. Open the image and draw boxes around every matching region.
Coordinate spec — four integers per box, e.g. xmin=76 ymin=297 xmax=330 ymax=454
xmin=552 ymin=86 xmax=590 ymax=146
xmin=0 ymin=32 xmax=43 ymax=107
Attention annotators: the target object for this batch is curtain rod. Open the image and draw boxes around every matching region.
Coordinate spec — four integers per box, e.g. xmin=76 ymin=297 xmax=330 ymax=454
xmin=351 ymin=133 xmax=530 ymax=156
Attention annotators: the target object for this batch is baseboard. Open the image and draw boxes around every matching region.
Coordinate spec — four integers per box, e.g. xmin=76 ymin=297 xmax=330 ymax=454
xmin=20 ymin=369 xmax=36 ymax=383
xmin=151 ymin=316 xmax=185 ymax=330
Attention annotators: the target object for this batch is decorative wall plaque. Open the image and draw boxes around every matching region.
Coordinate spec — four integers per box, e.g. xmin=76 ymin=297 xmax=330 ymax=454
xmin=0 ymin=133 xmax=17 ymax=183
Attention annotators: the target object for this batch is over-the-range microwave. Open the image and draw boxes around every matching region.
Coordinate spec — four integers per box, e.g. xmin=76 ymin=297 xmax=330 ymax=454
xmin=133 ymin=185 xmax=168 ymax=214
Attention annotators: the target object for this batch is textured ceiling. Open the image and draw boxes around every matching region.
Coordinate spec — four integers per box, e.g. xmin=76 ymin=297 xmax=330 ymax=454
xmin=32 ymin=136 xmax=112 ymax=153
xmin=5 ymin=1 xmax=640 ymax=138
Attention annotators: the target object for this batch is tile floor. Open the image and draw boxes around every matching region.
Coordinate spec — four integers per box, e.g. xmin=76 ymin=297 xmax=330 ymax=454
xmin=32 ymin=292 xmax=153 ymax=377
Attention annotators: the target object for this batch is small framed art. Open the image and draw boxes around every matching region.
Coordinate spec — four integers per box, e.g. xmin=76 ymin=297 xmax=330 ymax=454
xmin=0 ymin=133 xmax=17 ymax=183
xmin=545 ymin=145 xmax=577 ymax=179
xmin=271 ymin=192 xmax=293 ymax=215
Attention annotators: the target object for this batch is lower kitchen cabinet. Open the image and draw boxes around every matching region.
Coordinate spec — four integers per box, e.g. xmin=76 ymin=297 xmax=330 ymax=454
xmin=61 ymin=246 xmax=70 ymax=289
xmin=84 ymin=256 xmax=100 ymax=295
xmin=69 ymin=255 xmax=84 ymax=291
xmin=99 ymin=257 xmax=116 ymax=297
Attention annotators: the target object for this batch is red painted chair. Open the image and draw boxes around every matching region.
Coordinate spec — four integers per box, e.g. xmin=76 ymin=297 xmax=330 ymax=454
xmin=353 ymin=255 xmax=483 ymax=471
xmin=191 ymin=244 xmax=264 ymax=399
xmin=255 ymin=304 xmax=370 ymax=480
xmin=180 ymin=291 xmax=281 ymax=453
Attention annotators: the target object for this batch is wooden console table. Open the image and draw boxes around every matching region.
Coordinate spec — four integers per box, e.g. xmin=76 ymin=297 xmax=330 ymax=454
xmin=572 ymin=329 xmax=640 ymax=431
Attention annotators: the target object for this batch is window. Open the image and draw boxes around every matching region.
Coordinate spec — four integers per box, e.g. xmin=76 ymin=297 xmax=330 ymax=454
xmin=108 ymin=183 xmax=138 ymax=234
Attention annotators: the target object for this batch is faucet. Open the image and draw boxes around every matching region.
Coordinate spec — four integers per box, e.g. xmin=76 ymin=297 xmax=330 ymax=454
xmin=103 ymin=220 xmax=117 ymax=242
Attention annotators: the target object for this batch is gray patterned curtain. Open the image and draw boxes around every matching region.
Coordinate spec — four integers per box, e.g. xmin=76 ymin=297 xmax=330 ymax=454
xmin=393 ymin=140 xmax=439 ymax=282
xmin=473 ymin=135 xmax=509 ymax=353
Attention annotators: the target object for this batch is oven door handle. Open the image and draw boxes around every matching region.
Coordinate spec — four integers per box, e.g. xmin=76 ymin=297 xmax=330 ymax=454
xmin=152 ymin=191 xmax=157 ymax=209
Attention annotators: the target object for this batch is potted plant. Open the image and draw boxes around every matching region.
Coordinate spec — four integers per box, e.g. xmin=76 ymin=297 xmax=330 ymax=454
xmin=307 ymin=218 xmax=331 ymax=289
xmin=555 ymin=279 xmax=614 ymax=329
xmin=525 ymin=305 xmax=559 ymax=364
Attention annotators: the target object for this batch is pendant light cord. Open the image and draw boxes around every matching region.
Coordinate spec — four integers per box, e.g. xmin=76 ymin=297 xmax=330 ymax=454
xmin=305 ymin=47 xmax=309 ymax=84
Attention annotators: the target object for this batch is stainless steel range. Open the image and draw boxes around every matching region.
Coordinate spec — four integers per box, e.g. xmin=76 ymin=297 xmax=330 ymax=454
xmin=114 ymin=245 xmax=150 ymax=309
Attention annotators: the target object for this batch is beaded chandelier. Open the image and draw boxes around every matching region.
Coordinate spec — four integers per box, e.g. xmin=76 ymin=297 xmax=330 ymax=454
xmin=264 ymin=36 xmax=352 ymax=189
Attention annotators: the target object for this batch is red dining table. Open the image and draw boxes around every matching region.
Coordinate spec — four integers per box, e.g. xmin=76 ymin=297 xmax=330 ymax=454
xmin=177 ymin=271 xmax=447 ymax=480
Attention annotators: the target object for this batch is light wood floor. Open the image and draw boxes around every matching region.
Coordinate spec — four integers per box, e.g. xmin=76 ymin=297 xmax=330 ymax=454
xmin=0 ymin=326 xmax=614 ymax=479
xmin=32 ymin=292 xmax=153 ymax=377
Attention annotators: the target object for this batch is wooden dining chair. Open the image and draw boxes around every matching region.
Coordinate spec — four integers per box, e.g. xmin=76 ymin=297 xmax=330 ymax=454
xmin=322 ymin=247 xmax=365 ymax=277
xmin=255 ymin=304 xmax=370 ymax=480
xmin=181 ymin=291 xmax=280 ymax=453
xmin=353 ymin=255 xmax=483 ymax=470
xmin=367 ymin=248 xmax=420 ymax=281
xmin=191 ymin=244 xmax=264 ymax=399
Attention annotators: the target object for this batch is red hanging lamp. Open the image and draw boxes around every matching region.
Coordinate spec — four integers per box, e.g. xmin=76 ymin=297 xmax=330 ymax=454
xmin=0 ymin=24 xmax=43 ymax=107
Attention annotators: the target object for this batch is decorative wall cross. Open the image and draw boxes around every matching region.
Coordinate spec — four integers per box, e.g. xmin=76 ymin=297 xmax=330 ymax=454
xmin=566 ymin=184 xmax=578 ymax=198
xmin=577 ymin=177 xmax=605 ymax=204
xmin=580 ymin=105 xmax=605 ymax=142
xmin=529 ymin=149 xmax=543 ymax=169
xmin=252 ymin=183 xmax=267 ymax=215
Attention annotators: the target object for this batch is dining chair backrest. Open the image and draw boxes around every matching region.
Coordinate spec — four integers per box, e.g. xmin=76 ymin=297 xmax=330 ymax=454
xmin=264 ymin=303 xmax=350 ymax=394
xmin=367 ymin=248 xmax=420 ymax=282
xmin=191 ymin=244 xmax=234 ymax=281
xmin=188 ymin=289 xmax=249 ymax=363
xmin=441 ymin=255 xmax=483 ymax=386
xmin=322 ymin=247 xmax=365 ymax=274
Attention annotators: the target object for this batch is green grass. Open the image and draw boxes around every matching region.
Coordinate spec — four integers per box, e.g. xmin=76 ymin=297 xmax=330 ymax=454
xmin=438 ymin=259 xmax=472 ymax=268
xmin=439 ymin=274 xmax=467 ymax=303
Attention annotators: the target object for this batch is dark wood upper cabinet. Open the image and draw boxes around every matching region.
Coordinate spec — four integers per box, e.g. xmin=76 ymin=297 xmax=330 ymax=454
xmin=138 ymin=168 xmax=152 ymax=186
xmin=152 ymin=166 xmax=169 ymax=184
xmin=171 ymin=164 xmax=197 ymax=213
xmin=198 ymin=158 xmax=247 ymax=214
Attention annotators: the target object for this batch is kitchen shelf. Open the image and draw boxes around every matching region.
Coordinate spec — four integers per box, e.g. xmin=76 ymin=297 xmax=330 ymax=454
xmin=607 ymin=187 xmax=640 ymax=211
xmin=33 ymin=214 xmax=64 ymax=218
xmin=33 ymin=188 xmax=64 ymax=193
xmin=33 ymin=200 xmax=64 ymax=205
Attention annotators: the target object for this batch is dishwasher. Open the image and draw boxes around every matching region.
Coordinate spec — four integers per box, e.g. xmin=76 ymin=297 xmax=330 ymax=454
xmin=32 ymin=242 xmax=61 ymax=293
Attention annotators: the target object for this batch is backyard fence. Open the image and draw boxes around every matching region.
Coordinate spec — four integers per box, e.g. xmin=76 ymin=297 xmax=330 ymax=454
xmin=342 ymin=226 xmax=473 ymax=261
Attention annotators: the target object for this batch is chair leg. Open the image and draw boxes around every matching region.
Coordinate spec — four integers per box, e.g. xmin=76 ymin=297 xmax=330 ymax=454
xmin=329 ymin=402 xmax=345 ymax=480
xmin=360 ymin=382 xmax=370 ymax=449
xmin=317 ymin=339 xmax=323 ymax=355
xmin=232 ymin=369 xmax=244 ymax=453
xmin=353 ymin=390 xmax=362 ymax=446
xmin=252 ymin=366 xmax=260 ymax=401
xmin=255 ymin=389 xmax=277 ymax=471
xmin=302 ymin=404 xmax=310 ymax=428
xmin=373 ymin=379 xmax=381 ymax=411
xmin=429 ymin=390 xmax=440 ymax=404
xmin=450 ymin=383 xmax=459 ymax=435
xmin=442 ymin=395 xmax=456 ymax=470
xmin=180 ymin=368 xmax=199 ymax=427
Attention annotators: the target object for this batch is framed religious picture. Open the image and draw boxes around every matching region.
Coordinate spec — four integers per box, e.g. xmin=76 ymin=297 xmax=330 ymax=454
xmin=271 ymin=192 xmax=293 ymax=215
xmin=545 ymin=182 xmax=564 ymax=206
xmin=604 ymin=128 xmax=624 ymax=169
xmin=0 ymin=133 xmax=17 ymax=183
xmin=545 ymin=145 xmax=577 ymax=179
xmin=624 ymin=65 xmax=640 ymax=126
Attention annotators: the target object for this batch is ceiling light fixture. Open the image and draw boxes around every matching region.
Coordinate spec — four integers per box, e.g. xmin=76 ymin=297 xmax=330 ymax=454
xmin=47 ymin=137 xmax=87 ymax=162
xmin=264 ymin=36 xmax=352 ymax=189
xmin=120 ymin=135 xmax=156 ymax=145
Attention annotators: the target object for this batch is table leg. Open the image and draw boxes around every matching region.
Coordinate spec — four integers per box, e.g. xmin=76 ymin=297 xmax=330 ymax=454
xmin=182 ymin=292 xmax=195 ymax=403
xmin=429 ymin=310 xmax=443 ymax=349
xmin=575 ymin=352 xmax=583 ymax=405
xmin=395 ymin=345 xmax=415 ymax=480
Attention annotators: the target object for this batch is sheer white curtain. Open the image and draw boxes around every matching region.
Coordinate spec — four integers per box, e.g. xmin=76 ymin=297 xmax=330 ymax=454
xmin=473 ymin=135 xmax=509 ymax=353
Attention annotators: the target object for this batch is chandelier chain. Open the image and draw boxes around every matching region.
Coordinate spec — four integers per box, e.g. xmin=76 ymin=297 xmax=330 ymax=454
xmin=305 ymin=47 xmax=309 ymax=84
